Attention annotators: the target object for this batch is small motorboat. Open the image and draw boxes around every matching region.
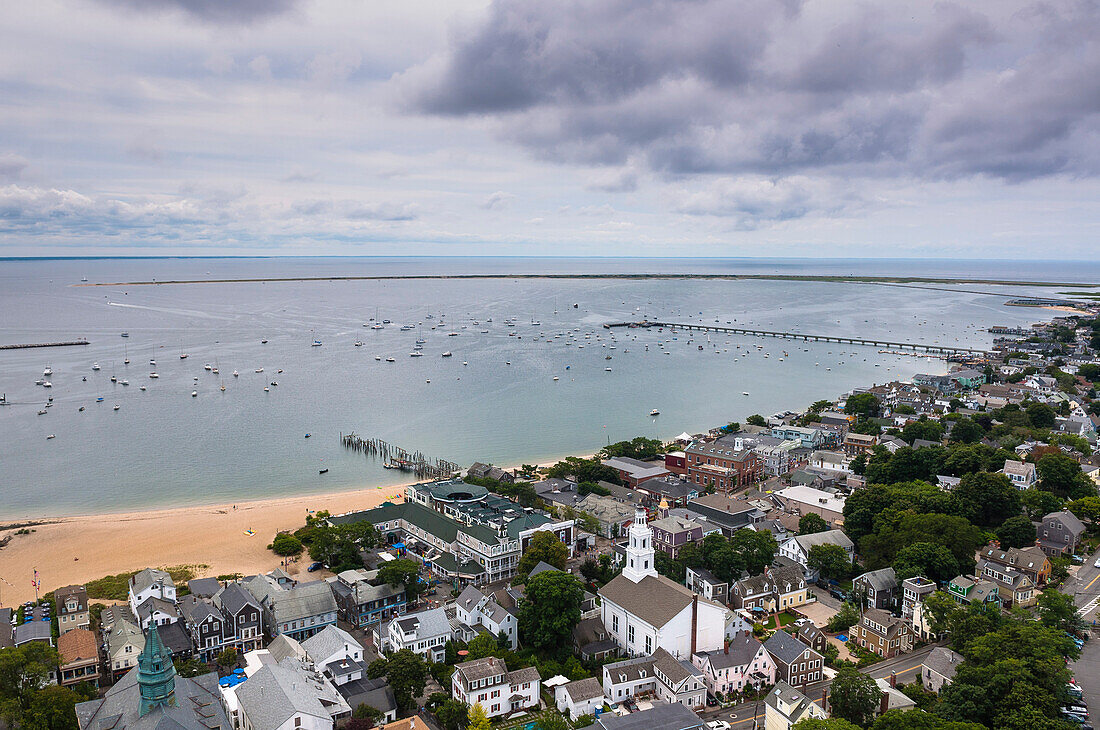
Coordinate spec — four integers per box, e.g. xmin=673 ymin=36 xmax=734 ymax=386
xmin=261 ymin=339 xmax=268 ymax=344
xmin=264 ymin=387 xmax=270 ymax=392
xmin=410 ymin=352 xmax=423 ymax=358
xmin=37 ymin=409 xmax=47 ymax=415
xmin=180 ymin=353 xmax=189 ymax=359
xmin=92 ymin=362 xmax=100 ymax=371
xmin=113 ymin=404 xmax=120 ymax=410
xmin=605 ymin=367 xmax=612 ymax=372
xmin=149 ymin=372 xmax=159 ymax=378
xmin=43 ymin=366 xmax=52 ymax=376
xmin=46 ymin=434 xmax=55 ymax=440
xmin=375 ymin=356 xmax=381 ymax=361
xmin=650 ymin=409 xmax=660 ymax=416
xmin=553 ymin=376 xmax=559 ymax=381
xmin=78 ymin=406 xmax=85 ymax=412
xmin=441 ymin=351 xmax=452 ymax=357
xmin=255 ymin=368 xmax=264 ymax=373
xmin=120 ymin=379 xmax=129 ymax=386
xmin=191 ymin=391 xmax=198 ymax=397
xmin=385 ymin=357 xmax=396 ymax=363
xmin=354 ymin=341 xmax=363 ymax=347
xmin=232 ymin=370 xmax=239 ymax=377
xmin=204 ymin=363 xmax=212 ymax=371
xmin=120 ymin=332 xmax=129 ymax=338
xmin=96 ymin=397 xmax=104 ymax=402
xmin=304 ymin=433 xmax=311 ymax=438
xmin=220 ymin=385 xmax=226 ymax=392
xmin=140 ymin=385 xmax=146 ymax=391
xmin=319 ymin=468 xmax=328 ymax=474
xmin=311 ymin=340 xmax=322 ymax=347
xmin=109 ymin=375 xmax=116 ymax=383
xmin=42 ymin=381 xmax=52 ymax=388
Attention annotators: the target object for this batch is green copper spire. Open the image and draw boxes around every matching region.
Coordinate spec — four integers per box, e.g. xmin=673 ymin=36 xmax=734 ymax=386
xmin=138 ymin=622 xmax=177 ymax=716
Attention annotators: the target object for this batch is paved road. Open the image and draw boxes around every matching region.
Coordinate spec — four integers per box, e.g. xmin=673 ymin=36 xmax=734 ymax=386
xmin=1070 ymin=548 xmax=1100 ymax=617
xmin=1070 ymin=633 xmax=1100 ymax=727
xmin=698 ymin=644 xmax=940 ymax=727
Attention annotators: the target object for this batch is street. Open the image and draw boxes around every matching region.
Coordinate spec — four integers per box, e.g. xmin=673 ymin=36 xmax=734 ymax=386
xmin=698 ymin=643 xmax=941 ymax=726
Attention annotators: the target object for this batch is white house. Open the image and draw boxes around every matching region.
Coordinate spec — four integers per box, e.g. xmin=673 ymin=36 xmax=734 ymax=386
xmin=1001 ymin=460 xmax=1037 ymax=489
xmin=451 ymin=657 xmax=541 ymax=718
xmin=128 ymin=568 xmax=176 ymax=619
xmin=455 ymin=585 xmax=519 ymax=649
xmin=778 ymin=530 xmax=855 ymax=581
xmin=381 ymin=607 xmax=451 ymax=662
xmin=301 ymin=625 xmax=364 ymax=687
xmin=134 ymin=596 xmax=180 ymax=630
xmin=692 ymin=634 xmax=775 ymax=697
xmin=601 ymin=648 xmax=707 ymax=709
xmin=554 ymin=677 xmax=604 ymax=721
xmin=598 ymin=507 xmax=726 ymax=659
xmin=764 ymin=681 xmax=826 ymax=730
xmin=233 ymin=656 xmax=351 ymax=730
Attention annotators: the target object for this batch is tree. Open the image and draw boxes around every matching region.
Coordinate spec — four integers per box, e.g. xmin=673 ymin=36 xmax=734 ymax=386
xmin=517 ymin=531 xmax=569 ymax=578
xmin=546 ymin=456 xmax=621 ymax=484
xmin=946 ymin=418 xmax=984 ymax=444
xmin=1037 ymin=589 xmax=1081 ymax=633
xmin=1066 ymin=496 xmax=1100 ymax=523
xmin=893 ymin=542 xmax=959 ymax=584
xmin=269 ymin=533 xmax=303 ymax=556
xmin=850 ymin=453 xmax=868 ymax=476
xmin=729 ymin=528 xmax=778 ymax=575
xmin=845 ymin=393 xmax=881 ymax=418
xmin=1026 ymin=401 xmax=1057 ymax=429
xmin=918 ymin=591 xmax=963 ymax=639
xmin=827 ymin=602 xmax=860 ymax=632
xmin=953 ymin=472 xmax=1022 ymax=528
xmin=603 ymin=437 xmax=664 ymax=460
xmin=901 ymin=419 xmax=945 ymax=444
xmin=466 ymin=633 xmax=498 ymax=660
xmin=377 ymin=558 xmax=424 ymax=603
xmin=747 ymin=414 xmax=767 ymax=427
xmin=0 ymin=643 xmax=63 ymax=725
xmin=216 ymin=648 xmax=238 ymax=668
xmin=807 ymin=544 xmax=850 ymax=581
xmin=353 ymin=703 xmax=383 ymax=721
xmin=307 ymin=521 xmax=379 ymax=573
xmin=1020 ymin=488 xmax=1063 ymax=520
xmin=995 ymin=515 xmax=1037 ymax=549
xmin=871 ymin=710 xmax=985 ymax=729
xmin=1038 ymin=453 xmax=1095 ymax=499
xmin=467 ymin=702 xmax=492 ymax=730
xmin=799 ymin=513 xmax=828 ymax=535
xmin=376 ymin=649 xmax=427 ymax=712
xmin=427 ymin=693 xmax=469 ymax=730
xmin=793 ymin=720 xmax=861 ymax=730
xmin=20 ymin=684 xmax=78 ymax=730
xmin=518 ymin=571 xmax=584 ymax=656
xmin=828 ymin=665 xmax=881 ymax=726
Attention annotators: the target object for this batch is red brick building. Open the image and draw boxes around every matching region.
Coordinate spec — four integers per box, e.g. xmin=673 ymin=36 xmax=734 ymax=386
xmin=685 ymin=441 xmax=764 ymax=492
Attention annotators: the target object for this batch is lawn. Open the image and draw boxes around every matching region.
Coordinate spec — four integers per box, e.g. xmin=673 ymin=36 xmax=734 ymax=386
xmin=496 ymin=707 xmax=574 ymax=729
xmin=763 ymin=611 xmax=799 ymax=630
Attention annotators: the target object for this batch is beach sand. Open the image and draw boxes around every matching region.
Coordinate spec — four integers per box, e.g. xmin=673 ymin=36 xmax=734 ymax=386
xmin=0 ymin=484 xmax=408 ymax=606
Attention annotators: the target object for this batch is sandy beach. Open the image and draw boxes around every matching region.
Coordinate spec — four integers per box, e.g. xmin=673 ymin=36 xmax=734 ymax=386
xmin=0 ymin=484 xmax=409 ymax=606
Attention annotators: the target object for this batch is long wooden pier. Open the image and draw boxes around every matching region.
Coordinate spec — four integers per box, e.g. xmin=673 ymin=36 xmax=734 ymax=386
xmin=0 ymin=340 xmax=89 ymax=351
xmin=605 ymin=321 xmax=993 ymax=357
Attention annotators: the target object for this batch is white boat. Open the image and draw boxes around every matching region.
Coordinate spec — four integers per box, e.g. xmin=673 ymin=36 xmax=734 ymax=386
xmin=180 ymin=353 xmax=188 ymax=359
xmin=371 ymin=324 xmax=384 ymax=330
xmin=113 ymin=404 xmax=120 ymax=410
xmin=43 ymin=366 xmax=52 ymax=376
xmin=37 ymin=409 xmax=46 ymax=415
xmin=255 ymin=368 xmax=264 ymax=373
xmin=149 ymin=372 xmax=159 ymax=378
xmin=204 ymin=363 xmax=212 ymax=371
xmin=42 ymin=381 xmax=52 ymax=388
xmin=140 ymin=385 xmax=146 ymax=391
xmin=447 ymin=332 xmax=459 ymax=336
xmin=149 ymin=359 xmax=156 ymax=366
xmin=385 ymin=357 xmax=396 ymax=362
xmin=120 ymin=379 xmax=129 ymax=386
xmin=409 ymin=352 xmax=423 ymax=357
xmin=92 ymin=363 xmax=100 ymax=371
xmin=191 ymin=391 xmax=198 ymax=397
xmin=650 ymin=409 xmax=660 ymax=416
xmin=46 ymin=434 xmax=55 ymax=440
xmin=220 ymin=385 xmax=226 ymax=391
xmin=605 ymin=367 xmax=612 ymax=372
xmin=311 ymin=340 xmax=323 ymax=347
xmin=35 ymin=379 xmax=44 ymax=385
xmin=264 ymin=386 xmax=270 ymax=392
xmin=441 ymin=351 xmax=452 ymax=357
xmin=553 ymin=376 xmax=559 ymax=381
xmin=375 ymin=356 xmax=381 ymax=361
xmin=742 ymin=391 xmax=749 ymax=395
xmin=354 ymin=341 xmax=363 ymax=347
xmin=233 ymin=370 xmax=239 ymax=377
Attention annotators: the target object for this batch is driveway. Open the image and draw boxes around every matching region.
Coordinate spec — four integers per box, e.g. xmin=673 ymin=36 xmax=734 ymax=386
xmin=795 ymin=599 xmax=838 ymax=628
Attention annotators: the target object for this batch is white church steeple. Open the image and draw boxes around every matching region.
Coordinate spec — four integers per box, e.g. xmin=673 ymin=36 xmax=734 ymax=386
xmin=622 ymin=506 xmax=657 ymax=583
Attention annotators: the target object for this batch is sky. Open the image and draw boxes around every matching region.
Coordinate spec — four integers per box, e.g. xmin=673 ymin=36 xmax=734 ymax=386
xmin=2 ymin=0 xmax=1099 ymax=258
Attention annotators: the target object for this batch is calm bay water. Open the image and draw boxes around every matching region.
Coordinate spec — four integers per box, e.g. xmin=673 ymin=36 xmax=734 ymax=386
xmin=0 ymin=257 xmax=1094 ymax=519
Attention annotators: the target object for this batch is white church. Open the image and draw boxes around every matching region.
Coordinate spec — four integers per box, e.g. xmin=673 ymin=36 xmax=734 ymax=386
xmin=598 ymin=507 xmax=727 ymax=660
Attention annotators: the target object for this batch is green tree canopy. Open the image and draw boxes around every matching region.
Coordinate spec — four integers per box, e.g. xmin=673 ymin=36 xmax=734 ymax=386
xmin=729 ymin=528 xmax=778 ymax=574
xmin=845 ymin=393 xmax=881 ymax=418
xmin=953 ymin=472 xmax=1022 ymax=529
xmin=307 ymin=520 xmax=379 ymax=573
xmin=603 ymin=437 xmax=664 ymax=460
xmin=808 ymin=543 xmax=851 ymax=581
xmin=893 ymin=542 xmax=959 ymax=584
xmin=517 ymin=531 xmax=569 ymax=579
xmin=518 ymin=571 xmax=584 ymax=657
xmin=1037 ymin=453 xmax=1095 ymax=499
xmin=947 ymin=418 xmax=985 ymax=444
xmin=828 ymin=665 xmax=881 ymax=726
xmin=1020 ymin=489 xmax=1064 ymax=520
xmin=799 ymin=513 xmax=828 ymax=535
xmin=995 ymin=515 xmax=1037 ymax=549
xmin=372 ymin=649 xmax=428 ymax=712
xmin=747 ymin=414 xmax=768 ymax=427
xmin=545 ymin=456 xmax=622 ymax=484
xmin=269 ymin=533 xmax=303 ymax=556
xmin=377 ymin=558 xmax=424 ymax=602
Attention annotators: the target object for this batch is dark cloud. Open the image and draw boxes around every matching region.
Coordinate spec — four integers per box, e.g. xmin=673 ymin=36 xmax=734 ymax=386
xmin=93 ymin=0 xmax=299 ymax=25
xmin=407 ymin=0 xmax=1100 ymax=184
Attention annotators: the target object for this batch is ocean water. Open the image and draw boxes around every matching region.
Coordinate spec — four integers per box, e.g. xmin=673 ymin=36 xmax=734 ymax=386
xmin=0 ymin=257 xmax=1093 ymax=519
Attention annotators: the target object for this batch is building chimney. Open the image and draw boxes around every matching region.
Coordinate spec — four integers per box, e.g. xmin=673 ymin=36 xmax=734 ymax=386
xmin=821 ymin=689 xmax=828 ymax=712
xmin=691 ymin=594 xmax=699 ymax=657
xmin=724 ymin=640 xmax=730 ymax=655
xmin=880 ymin=690 xmax=890 ymax=717
xmin=889 ymin=671 xmax=897 ymax=688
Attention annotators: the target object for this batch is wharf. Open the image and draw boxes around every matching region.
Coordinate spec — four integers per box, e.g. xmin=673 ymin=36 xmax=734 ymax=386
xmin=0 ymin=340 xmax=90 ymax=350
xmin=605 ymin=321 xmax=993 ymax=358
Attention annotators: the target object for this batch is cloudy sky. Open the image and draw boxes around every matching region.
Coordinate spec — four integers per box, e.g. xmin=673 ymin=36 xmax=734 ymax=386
xmin=2 ymin=0 xmax=1099 ymax=258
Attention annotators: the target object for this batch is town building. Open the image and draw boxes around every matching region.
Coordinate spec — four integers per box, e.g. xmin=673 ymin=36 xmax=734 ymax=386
xmin=635 ymin=476 xmax=701 ymax=507
xmin=455 ymin=585 xmax=519 ymax=649
xmin=1038 ymin=510 xmax=1086 ymax=557
xmin=976 ymin=559 xmax=1037 ymax=608
xmin=769 ymin=426 xmax=828 ymax=450
xmin=900 ymin=576 xmax=937 ymax=619
xmin=842 ymin=432 xmax=878 ymax=457
xmin=233 ymin=650 xmax=352 ymax=730
xmin=684 ymin=440 xmax=765 ymax=492
xmin=599 ymin=508 xmax=727 ymax=659
xmin=947 ymin=576 xmax=1000 ymax=607
xmin=244 ymin=574 xmax=338 ymax=642
xmin=578 ymin=494 xmax=637 ymax=538
xmin=467 ymin=463 xmax=515 ymax=484
xmin=778 ymin=530 xmax=855 ymax=581
xmin=58 ymin=628 xmax=101 ymax=688
xmin=977 ymin=544 xmax=1050 ymax=586
xmin=763 ymin=681 xmax=826 ymax=730
xmin=684 ymin=566 xmax=728 ymax=605
xmin=329 ymin=569 xmax=406 ymax=629
xmin=771 ymin=486 xmax=846 ymax=526
xmin=692 ymin=634 xmax=774 ymax=697
xmin=105 ymin=618 xmax=145 ymax=680
xmin=451 ymin=657 xmax=540 ymax=718
xmin=602 ymin=457 xmax=671 ymax=487
xmin=55 ymin=585 xmax=90 ymax=635
xmin=922 ymin=647 xmax=963 ymax=694
xmin=855 ymin=608 xmax=914 ymax=659
xmin=301 ymin=625 xmax=365 ymax=687
xmin=594 ymin=702 xmax=703 ymax=730
xmin=794 ymin=623 xmax=827 ymax=654
xmin=554 ymin=677 xmax=604 ymax=721
xmin=730 ymin=566 xmax=808 ymax=616
xmin=128 ymin=569 xmax=176 ymax=619
xmin=601 ymin=648 xmax=707 ymax=709
xmin=380 ymin=607 xmax=451 ymax=662
xmin=649 ymin=515 xmax=709 ymax=557
xmin=852 ymin=568 xmax=898 ymax=611
xmin=1001 ymin=460 xmax=1038 ymax=489
xmin=763 ymin=630 xmax=823 ymax=688
xmin=213 ymin=582 xmax=265 ymax=654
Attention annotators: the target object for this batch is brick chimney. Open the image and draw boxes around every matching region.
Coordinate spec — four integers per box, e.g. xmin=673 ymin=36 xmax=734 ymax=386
xmin=889 ymin=671 xmax=897 ymax=688
xmin=821 ymin=688 xmax=828 ymax=712
xmin=880 ymin=690 xmax=890 ymax=717
xmin=691 ymin=594 xmax=699 ymax=656
xmin=724 ymin=639 xmax=730 ymax=655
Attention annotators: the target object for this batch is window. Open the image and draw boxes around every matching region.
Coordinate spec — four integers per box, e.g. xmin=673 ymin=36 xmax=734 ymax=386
xmin=294 ymin=719 xmax=301 ymax=728
xmin=628 ymin=625 xmax=635 ymax=644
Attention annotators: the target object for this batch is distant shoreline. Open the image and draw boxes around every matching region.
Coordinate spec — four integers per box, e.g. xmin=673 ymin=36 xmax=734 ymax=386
xmin=78 ymin=273 xmax=1099 ymax=290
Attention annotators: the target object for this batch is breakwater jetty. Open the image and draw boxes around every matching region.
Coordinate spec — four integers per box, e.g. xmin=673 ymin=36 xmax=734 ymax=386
xmin=0 ymin=340 xmax=89 ymax=351
xmin=341 ymin=433 xmax=459 ymax=480
xmin=605 ymin=321 xmax=993 ymax=358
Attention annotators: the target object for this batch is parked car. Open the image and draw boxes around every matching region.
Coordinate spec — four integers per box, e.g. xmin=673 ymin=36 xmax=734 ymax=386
xmin=1094 ymin=557 xmax=1100 ymax=568
xmin=705 ymin=694 xmax=718 ymax=707
xmin=307 ymin=561 xmax=324 ymax=572
xmin=705 ymin=722 xmax=731 ymax=730
xmin=829 ymin=588 xmax=847 ymax=601
xmin=1072 ymin=555 xmax=1085 ymax=565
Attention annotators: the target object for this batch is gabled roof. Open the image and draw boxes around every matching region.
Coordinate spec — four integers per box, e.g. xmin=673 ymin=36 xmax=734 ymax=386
xmin=598 ymin=575 xmax=692 ymax=628
xmin=923 ymin=647 xmax=963 ymax=680
xmin=1045 ymin=510 xmax=1085 ymax=536
xmin=854 ymin=567 xmax=897 ymax=592
xmin=129 ymin=568 xmax=172 ymax=595
xmin=527 ymin=561 xmax=561 ymax=579
xmin=301 ymin=625 xmax=361 ymax=663
xmin=214 ymin=582 xmax=260 ymax=616
xmin=187 ymin=578 xmax=221 ymax=599
xmin=58 ymin=628 xmax=99 ymax=664
xmin=790 ymin=530 xmax=854 ymax=552
xmin=235 ymin=659 xmax=347 ymax=730
xmin=594 ymin=702 xmax=702 ymax=730
xmin=393 ymin=607 xmax=450 ymax=640
xmin=76 ymin=667 xmax=231 ymax=730
xmin=560 ymin=676 xmax=603 ymax=703
xmin=698 ymin=635 xmax=764 ymax=670
xmin=763 ymin=629 xmax=818 ymax=664
xmin=454 ymin=656 xmax=507 ymax=683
